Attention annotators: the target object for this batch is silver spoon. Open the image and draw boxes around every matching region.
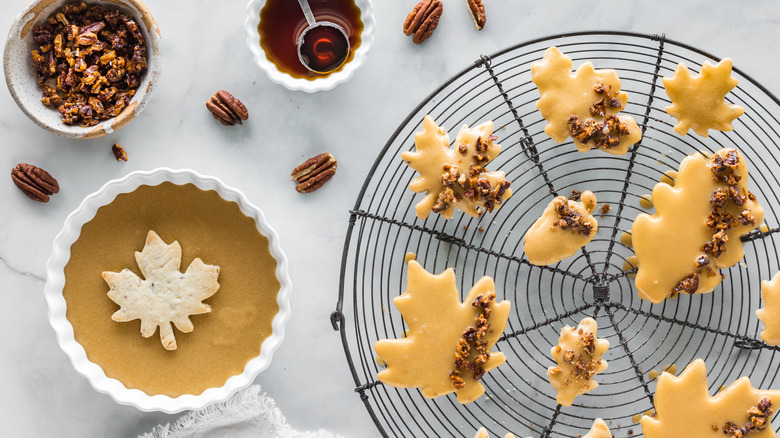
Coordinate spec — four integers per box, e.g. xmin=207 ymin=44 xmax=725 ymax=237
xmin=296 ymin=0 xmax=351 ymax=74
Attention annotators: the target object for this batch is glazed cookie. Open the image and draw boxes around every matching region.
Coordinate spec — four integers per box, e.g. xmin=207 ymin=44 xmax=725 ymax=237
xmin=583 ymin=419 xmax=612 ymax=438
xmin=524 ymin=191 xmax=598 ymax=266
xmin=757 ymin=271 xmax=780 ymax=345
xmin=532 ymin=46 xmax=641 ymax=155
xmin=663 ymin=59 xmax=744 ymax=137
xmin=632 ymin=148 xmax=763 ymax=303
xmin=402 ymin=115 xmax=512 ymax=219
xmin=102 ymin=230 xmax=221 ymax=350
xmin=375 ymin=258 xmax=511 ymax=404
xmin=548 ymin=317 xmax=609 ymax=406
xmin=641 ymin=359 xmax=779 ymax=437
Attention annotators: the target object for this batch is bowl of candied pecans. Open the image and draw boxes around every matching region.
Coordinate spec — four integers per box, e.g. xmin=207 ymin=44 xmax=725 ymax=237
xmin=3 ymin=0 xmax=162 ymax=139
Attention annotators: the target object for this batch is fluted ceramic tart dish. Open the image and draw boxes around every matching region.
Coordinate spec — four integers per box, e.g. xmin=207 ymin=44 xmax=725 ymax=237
xmin=44 ymin=168 xmax=291 ymax=413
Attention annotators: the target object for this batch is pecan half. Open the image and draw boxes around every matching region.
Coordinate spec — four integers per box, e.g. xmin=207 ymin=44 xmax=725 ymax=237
xmin=206 ymin=90 xmax=249 ymax=126
xmin=11 ymin=163 xmax=60 ymax=202
xmin=291 ymin=153 xmax=337 ymax=193
xmin=403 ymin=0 xmax=443 ymax=44
xmin=111 ymin=143 xmax=128 ymax=161
xmin=466 ymin=0 xmax=486 ymax=30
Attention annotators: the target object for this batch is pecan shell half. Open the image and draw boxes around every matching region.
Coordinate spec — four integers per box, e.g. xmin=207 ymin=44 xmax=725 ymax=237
xmin=206 ymin=90 xmax=249 ymax=126
xmin=467 ymin=0 xmax=486 ymax=30
xmin=11 ymin=163 xmax=60 ymax=203
xmin=291 ymin=153 xmax=337 ymax=193
xmin=403 ymin=0 xmax=443 ymax=44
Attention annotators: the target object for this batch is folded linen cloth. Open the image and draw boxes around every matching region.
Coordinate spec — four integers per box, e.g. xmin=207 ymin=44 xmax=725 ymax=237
xmin=139 ymin=385 xmax=343 ymax=438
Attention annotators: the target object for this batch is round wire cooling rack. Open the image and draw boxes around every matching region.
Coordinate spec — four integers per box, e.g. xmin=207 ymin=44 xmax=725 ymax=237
xmin=332 ymin=31 xmax=780 ymax=438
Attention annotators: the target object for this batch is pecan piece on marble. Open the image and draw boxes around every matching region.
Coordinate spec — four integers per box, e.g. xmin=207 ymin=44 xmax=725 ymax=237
xmin=403 ymin=0 xmax=443 ymax=44
xmin=11 ymin=163 xmax=60 ymax=203
xmin=466 ymin=0 xmax=486 ymax=30
xmin=206 ymin=90 xmax=249 ymax=126
xmin=111 ymin=143 xmax=128 ymax=161
xmin=291 ymin=153 xmax=337 ymax=193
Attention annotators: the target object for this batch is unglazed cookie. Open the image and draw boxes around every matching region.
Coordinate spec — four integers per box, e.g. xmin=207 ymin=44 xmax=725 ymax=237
xmin=375 ymin=258 xmax=511 ymax=404
xmin=641 ymin=359 xmax=779 ymax=437
xmin=757 ymin=271 xmax=780 ymax=345
xmin=632 ymin=148 xmax=763 ymax=303
xmin=663 ymin=59 xmax=744 ymax=137
xmin=402 ymin=115 xmax=512 ymax=219
xmin=548 ymin=317 xmax=609 ymax=406
xmin=584 ymin=419 xmax=612 ymax=438
xmin=102 ymin=230 xmax=221 ymax=350
xmin=524 ymin=191 xmax=598 ymax=266
xmin=531 ymin=46 xmax=641 ymax=155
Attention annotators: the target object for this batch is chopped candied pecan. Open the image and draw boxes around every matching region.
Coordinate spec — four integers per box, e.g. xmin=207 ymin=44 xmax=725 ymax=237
xmin=723 ymin=397 xmax=773 ymax=437
xmin=475 ymin=136 xmax=489 ymax=153
xmin=739 ymin=209 xmax=756 ymax=226
xmin=748 ymin=192 xmax=757 ymax=202
xmin=30 ymin=2 xmax=147 ymax=126
xmin=569 ymin=190 xmax=582 ymax=201
xmin=581 ymin=332 xmax=596 ymax=355
xmin=568 ymin=114 xmax=630 ymax=149
xmin=552 ymin=196 xmax=594 ymax=236
xmin=711 ymin=188 xmax=728 ymax=207
xmin=599 ymin=204 xmax=610 ymax=217
xmin=728 ymin=186 xmax=745 ymax=207
xmin=472 ymin=367 xmax=486 ymax=380
xmin=450 ymin=370 xmax=466 ymax=389
xmin=563 ymin=349 xmax=575 ymax=362
xmin=458 ymin=143 xmax=468 ymax=155
xmin=706 ymin=207 xmax=736 ymax=231
xmin=702 ymin=230 xmax=729 ymax=258
xmin=695 ymin=255 xmax=710 ymax=268
xmin=673 ymin=273 xmax=699 ymax=294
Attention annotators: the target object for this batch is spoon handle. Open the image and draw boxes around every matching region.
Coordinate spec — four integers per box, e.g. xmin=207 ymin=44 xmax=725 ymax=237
xmin=297 ymin=0 xmax=317 ymax=26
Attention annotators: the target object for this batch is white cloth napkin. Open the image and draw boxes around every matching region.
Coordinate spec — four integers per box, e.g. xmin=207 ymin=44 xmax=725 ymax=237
xmin=139 ymin=385 xmax=343 ymax=438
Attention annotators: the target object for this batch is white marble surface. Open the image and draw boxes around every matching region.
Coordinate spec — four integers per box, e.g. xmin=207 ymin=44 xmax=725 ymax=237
xmin=1 ymin=0 xmax=779 ymax=436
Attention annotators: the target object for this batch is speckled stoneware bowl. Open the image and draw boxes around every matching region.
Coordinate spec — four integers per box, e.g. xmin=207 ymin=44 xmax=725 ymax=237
xmin=44 ymin=168 xmax=292 ymax=412
xmin=245 ymin=0 xmax=374 ymax=93
xmin=4 ymin=0 xmax=162 ymax=139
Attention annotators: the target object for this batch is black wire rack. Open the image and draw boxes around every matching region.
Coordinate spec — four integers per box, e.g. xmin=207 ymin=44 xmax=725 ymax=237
xmin=331 ymin=31 xmax=780 ymax=438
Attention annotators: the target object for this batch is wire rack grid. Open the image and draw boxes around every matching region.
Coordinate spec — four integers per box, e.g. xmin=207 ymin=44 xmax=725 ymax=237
xmin=332 ymin=31 xmax=780 ymax=438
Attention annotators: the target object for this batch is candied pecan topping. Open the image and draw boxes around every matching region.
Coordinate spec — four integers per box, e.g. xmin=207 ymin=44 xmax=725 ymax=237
xmin=711 ymin=188 xmax=728 ymax=207
xmin=31 ymin=2 xmax=147 ymax=126
xmin=552 ymin=196 xmax=595 ymax=236
xmin=568 ymin=114 xmax=630 ymax=149
xmin=739 ymin=209 xmax=756 ymax=226
xmin=450 ymin=292 xmax=496 ymax=389
xmin=673 ymin=273 xmax=699 ymax=294
xmin=706 ymin=207 xmax=737 ymax=231
xmin=702 ymin=230 xmax=729 ymax=258
xmin=559 ymin=328 xmax=602 ymax=380
xmin=723 ymin=397 xmax=773 ymax=437
xmin=569 ymin=189 xmax=582 ymax=201
xmin=694 ymin=255 xmax=710 ymax=268
xmin=599 ymin=203 xmax=610 ymax=217
xmin=589 ymin=82 xmax=622 ymax=117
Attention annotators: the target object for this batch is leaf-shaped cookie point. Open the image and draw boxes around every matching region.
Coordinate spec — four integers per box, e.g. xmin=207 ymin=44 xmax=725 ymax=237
xmin=547 ymin=317 xmax=609 ymax=406
xmin=757 ymin=271 xmax=780 ymax=345
xmin=641 ymin=359 xmax=780 ymax=437
xmin=632 ymin=148 xmax=763 ymax=303
xmin=531 ymin=46 xmax=641 ymax=155
xmin=374 ymin=259 xmax=511 ymax=404
xmin=663 ymin=58 xmax=744 ymax=137
xmin=584 ymin=418 xmax=612 ymax=438
xmin=102 ymin=230 xmax=221 ymax=350
xmin=474 ymin=427 xmax=522 ymax=438
xmin=402 ymin=115 xmax=513 ymax=219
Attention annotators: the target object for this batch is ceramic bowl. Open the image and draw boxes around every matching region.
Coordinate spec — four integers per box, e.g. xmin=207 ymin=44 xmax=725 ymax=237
xmin=4 ymin=0 xmax=162 ymax=139
xmin=244 ymin=0 xmax=374 ymax=93
xmin=44 ymin=168 xmax=292 ymax=413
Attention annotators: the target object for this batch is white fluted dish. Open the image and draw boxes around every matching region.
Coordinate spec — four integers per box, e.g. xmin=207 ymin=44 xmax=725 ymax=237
xmin=44 ymin=168 xmax=292 ymax=413
xmin=4 ymin=0 xmax=162 ymax=139
xmin=244 ymin=0 xmax=374 ymax=93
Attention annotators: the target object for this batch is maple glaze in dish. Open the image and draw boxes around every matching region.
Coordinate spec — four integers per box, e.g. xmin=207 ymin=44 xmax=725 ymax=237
xmin=63 ymin=182 xmax=280 ymax=397
xmin=258 ymin=0 xmax=362 ymax=80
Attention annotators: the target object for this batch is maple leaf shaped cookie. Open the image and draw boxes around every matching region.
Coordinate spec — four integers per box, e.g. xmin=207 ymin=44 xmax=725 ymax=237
xmin=402 ymin=115 xmax=513 ymax=219
xmin=757 ymin=271 xmax=780 ymax=345
xmin=584 ymin=419 xmax=612 ymax=438
xmin=641 ymin=359 xmax=780 ymax=437
xmin=102 ymin=230 xmax=221 ymax=350
xmin=547 ymin=317 xmax=609 ymax=406
xmin=632 ymin=148 xmax=763 ymax=303
xmin=663 ymin=58 xmax=744 ymax=137
xmin=531 ymin=46 xmax=642 ymax=155
xmin=374 ymin=259 xmax=511 ymax=403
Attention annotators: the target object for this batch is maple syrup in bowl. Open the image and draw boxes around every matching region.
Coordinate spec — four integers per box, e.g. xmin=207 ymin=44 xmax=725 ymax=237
xmin=245 ymin=0 xmax=375 ymax=92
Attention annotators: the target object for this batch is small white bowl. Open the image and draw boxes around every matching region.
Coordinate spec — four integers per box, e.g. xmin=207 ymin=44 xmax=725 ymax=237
xmin=244 ymin=0 xmax=375 ymax=93
xmin=4 ymin=0 xmax=163 ymax=139
xmin=44 ymin=168 xmax=292 ymax=413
